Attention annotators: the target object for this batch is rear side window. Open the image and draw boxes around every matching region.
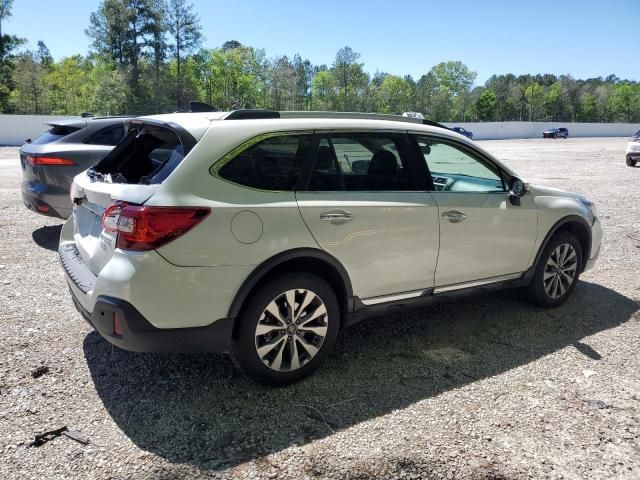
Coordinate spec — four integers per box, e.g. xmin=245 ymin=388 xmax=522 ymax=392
xmin=32 ymin=125 xmax=81 ymax=145
xmin=85 ymin=125 xmax=125 ymax=146
xmin=217 ymin=134 xmax=312 ymax=191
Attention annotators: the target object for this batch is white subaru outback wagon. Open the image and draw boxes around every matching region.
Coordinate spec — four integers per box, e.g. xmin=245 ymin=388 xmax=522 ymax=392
xmin=59 ymin=110 xmax=602 ymax=384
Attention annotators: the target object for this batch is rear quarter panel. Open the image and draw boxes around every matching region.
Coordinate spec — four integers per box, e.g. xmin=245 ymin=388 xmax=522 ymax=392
xmin=149 ymin=121 xmax=320 ymax=267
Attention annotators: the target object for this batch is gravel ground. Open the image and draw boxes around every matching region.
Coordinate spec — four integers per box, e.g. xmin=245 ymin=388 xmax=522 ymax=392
xmin=0 ymin=137 xmax=639 ymax=480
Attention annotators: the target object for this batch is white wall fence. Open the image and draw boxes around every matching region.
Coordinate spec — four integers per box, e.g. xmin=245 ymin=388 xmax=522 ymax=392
xmin=0 ymin=114 xmax=639 ymax=146
xmin=0 ymin=114 xmax=77 ymax=146
xmin=444 ymin=121 xmax=640 ymax=140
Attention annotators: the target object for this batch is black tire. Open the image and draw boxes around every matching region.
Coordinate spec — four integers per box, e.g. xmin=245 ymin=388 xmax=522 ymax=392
xmin=563 ymin=134 xmax=568 ymax=139
xmin=231 ymin=273 xmax=340 ymax=385
xmin=528 ymin=231 xmax=582 ymax=308
xmin=553 ymin=134 xmax=557 ymax=139
xmin=627 ymin=156 xmax=637 ymax=167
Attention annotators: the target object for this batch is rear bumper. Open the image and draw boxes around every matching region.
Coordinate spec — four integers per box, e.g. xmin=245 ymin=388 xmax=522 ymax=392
xmin=71 ymin=290 xmax=235 ymax=353
xmin=21 ymin=183 xmax=71 ymax=219
xmin=58 ymin=217 xmax=248 ymax=353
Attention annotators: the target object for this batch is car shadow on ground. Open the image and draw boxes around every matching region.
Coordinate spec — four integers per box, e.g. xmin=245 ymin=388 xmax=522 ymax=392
xmin=83 ymin=281 xmax=638 ymax=471
xmin=31 ymin=224 xmax=62 ymax=251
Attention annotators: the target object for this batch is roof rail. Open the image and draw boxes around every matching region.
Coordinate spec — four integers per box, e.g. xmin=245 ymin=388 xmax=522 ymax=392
xmin=224 ymin=109 xmax=280 ymax=120
xmin=279 ymin=111 xmax=450 ymax=130
xmin=189 ymin=101 xmax=218 ymax=112
xmin=220 ymin=109 xmax=450 ymax=130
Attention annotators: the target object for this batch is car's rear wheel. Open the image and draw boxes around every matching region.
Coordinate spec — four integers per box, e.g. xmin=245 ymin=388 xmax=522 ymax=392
xmin=528 ymin=232 xmax=582 ymax=308
xmin=627 ymin=156 xmax=637 ymax=167
xmin=231 ymin=273 xmax=340 ymax=385
xmin=563 ymin=134 xmax=568 ymax=139
xmin=553 ymin=134 xmax=557 ymax=139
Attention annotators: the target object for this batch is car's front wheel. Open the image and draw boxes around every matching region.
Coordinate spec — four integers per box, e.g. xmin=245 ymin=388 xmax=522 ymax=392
xmin=231 ymin=273 xmax=340 ymax=385
xmin=528 ymin=232 xmax=582 ymax=308
xmin=627 ymin=156 xmax=637 ymax=167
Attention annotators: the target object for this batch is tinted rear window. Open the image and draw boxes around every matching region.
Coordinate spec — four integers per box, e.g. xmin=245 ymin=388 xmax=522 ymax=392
xmin=217 ymin=134 xmax=311 ymax=191
xmin=32 ymin=125 xmax=81 ymax=145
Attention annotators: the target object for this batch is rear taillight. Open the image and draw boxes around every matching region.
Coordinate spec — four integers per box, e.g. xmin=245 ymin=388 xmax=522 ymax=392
xmin=101 ymin=204 xmax=210 ymax=251
xmin=26 ymin=155 xmax=76 ymax=166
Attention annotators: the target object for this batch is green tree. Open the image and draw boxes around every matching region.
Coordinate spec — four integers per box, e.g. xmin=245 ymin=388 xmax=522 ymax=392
xmin=10 ymin=50 xmax=46 ymax=113
xmin=168 ymin=0 xmax=202 ymax=109
xmin=476 ymin=89 xmax=497 ymax=121
xmin=332 ymin=46 xmax=366 ymax=111
xmin=311 ymin=69 xmax=337 ymax=111
xmin=429 ymin=61 xmax=476 ymax=120
xmin=378 ymin=75 xmax=412 ymax=114
xmin=610 ymin=83 xmax=640 ymax=122
xmin=195 ymin=46 xmax=266 ymax=110
xmin=0 ymin=0 xmax=25 ymax=111
xmin=524 ymin=83 xmax=543 ymax=121
xmin=87 ymin=0 xmax=161 ymax=113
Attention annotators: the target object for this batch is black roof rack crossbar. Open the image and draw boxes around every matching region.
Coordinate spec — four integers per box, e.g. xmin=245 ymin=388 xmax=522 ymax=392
xmin=224 ymin=109 xmax=280 ymax=120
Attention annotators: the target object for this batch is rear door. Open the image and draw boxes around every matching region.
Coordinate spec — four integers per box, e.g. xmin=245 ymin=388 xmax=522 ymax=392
xmin=296 ymin=131 xmax=440 ymax=301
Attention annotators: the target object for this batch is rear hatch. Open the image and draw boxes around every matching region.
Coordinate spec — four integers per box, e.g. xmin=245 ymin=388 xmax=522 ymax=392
xmin=70 ymin=120 xmax=197 ymax=275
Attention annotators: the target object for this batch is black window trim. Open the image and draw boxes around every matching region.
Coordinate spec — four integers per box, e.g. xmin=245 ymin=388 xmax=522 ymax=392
xmin=408 ymin=132 xmax=512 ymax=193
xmin=298 ymin=130 xmax=429 ymax=192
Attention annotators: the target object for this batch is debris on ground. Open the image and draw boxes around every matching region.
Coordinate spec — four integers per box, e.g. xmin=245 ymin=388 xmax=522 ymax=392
xmin=31 ymin=365 xmax=50 ymax=379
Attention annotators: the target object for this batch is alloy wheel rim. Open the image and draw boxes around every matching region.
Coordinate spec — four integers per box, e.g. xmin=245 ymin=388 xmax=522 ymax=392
xmin=254 ymin=289 xmax=328 ymax=372
xmin=543 ymin=243 xmax=578 ymax=299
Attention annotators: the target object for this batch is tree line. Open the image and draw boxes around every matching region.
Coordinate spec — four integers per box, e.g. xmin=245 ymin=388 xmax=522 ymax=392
xmin=1 ymin=0 xmax=639 ymax=122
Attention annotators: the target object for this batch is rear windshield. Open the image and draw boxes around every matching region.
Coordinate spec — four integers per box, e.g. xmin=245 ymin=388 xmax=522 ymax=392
xmin=92 ymin=125 xmax=185 ymax=184
xmin=32 ymin=125 xmax=81 ymax=145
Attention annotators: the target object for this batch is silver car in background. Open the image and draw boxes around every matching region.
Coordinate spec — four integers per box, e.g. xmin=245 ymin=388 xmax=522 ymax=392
xmin=626 ymin=130 xmax=640 ymax=167
xmin=20 ymin=116 xmax=129 ymax=218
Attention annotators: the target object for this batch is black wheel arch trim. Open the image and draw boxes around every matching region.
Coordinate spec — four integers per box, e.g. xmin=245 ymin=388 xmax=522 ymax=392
xmin=531 ymin=215 xmax=592 ymax=274
xmin=226 ymin=248 xmax=354 ymax=320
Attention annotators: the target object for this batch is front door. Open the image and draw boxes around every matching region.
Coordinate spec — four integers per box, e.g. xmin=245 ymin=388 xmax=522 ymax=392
xmin=296 ymin=132 xmax=440 ymax=301
xmin=412 ymin=135 xmax=538 ymax=288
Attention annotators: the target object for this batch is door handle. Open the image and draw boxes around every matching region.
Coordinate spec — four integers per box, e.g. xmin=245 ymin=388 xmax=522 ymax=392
xmin=320 ymin=210 xmax=354 ymax=224
xmin=442 ymin=210 xmax=467 ymax=223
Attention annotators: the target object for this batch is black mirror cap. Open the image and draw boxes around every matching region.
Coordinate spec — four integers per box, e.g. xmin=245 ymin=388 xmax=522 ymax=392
xmin=509 ymin=176 xmax=528 ymax=205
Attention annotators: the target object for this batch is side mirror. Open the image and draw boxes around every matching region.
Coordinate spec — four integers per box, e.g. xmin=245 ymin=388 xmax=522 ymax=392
xmin=509 ymin=176 xmax=528 ymax=205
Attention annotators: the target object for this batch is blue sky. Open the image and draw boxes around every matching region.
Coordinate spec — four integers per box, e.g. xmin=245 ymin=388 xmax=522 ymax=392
xmin=5 ymin=0 xmax=639 ymax=84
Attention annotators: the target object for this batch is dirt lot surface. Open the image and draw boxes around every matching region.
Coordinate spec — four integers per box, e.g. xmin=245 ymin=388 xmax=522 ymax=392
xmin=1 ymin=138 xmax=639 ymax=479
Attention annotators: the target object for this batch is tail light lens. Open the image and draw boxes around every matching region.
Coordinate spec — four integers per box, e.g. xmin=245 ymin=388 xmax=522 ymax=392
xmin=26 ymin=155 xmax=76 ymax=166
xmin=101 ymin=203 xmax=210 ymax=251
